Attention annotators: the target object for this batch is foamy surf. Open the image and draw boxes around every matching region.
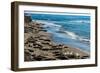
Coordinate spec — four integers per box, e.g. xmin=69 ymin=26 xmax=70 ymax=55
xmin=67 ymin=20 xmax=90 ymax=24
xmin=61 ymin=30 xmax=90 ymax=42
xmin=32 ymin=20 xmax=90 ymax=52
xmin=33 ymin=20 xmax=90 ymax=43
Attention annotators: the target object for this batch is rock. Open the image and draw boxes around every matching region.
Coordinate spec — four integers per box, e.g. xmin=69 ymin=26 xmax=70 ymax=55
xmin=27 ymin=48 xmax=34 ymax=52
xmin=37 ymin=31 xmax=51 ymax=38
xmin=33 ymin=55 xmax=45 ymax=61
xmin=24 ymin=26 xmax=34 ymax=33
xmin=27 ymin=36 xmax=35 ymax=43
xmin=39 ymin=29 xmax=47 ymax=32
xmin=24 ymin=16 xmax=32 ymax=23
xmin=24 ymin=50 xmax=33 ymax=61
xmin=56 ymin=54 xmax=69 ymax=60
xmin=81 ymin=56 xmax=89 ymax=59
xmin=24 ymin=19 xmax=89 ymax=61
xmin=41 ymin=41 xmax=50 ymax=45
xmin=42 ymin=46 xmax=51 ymax=50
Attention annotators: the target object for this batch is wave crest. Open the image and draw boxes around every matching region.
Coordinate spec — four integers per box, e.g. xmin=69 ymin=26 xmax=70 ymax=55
xmin=59 ymin=30 xmax=90 ymax=42
xmin=33 ymin=20 xmax=90 ymax=43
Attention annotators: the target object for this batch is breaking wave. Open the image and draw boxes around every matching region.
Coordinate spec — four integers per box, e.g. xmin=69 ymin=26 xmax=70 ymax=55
xmin=33 ymin=20 xmax=90 ymax=43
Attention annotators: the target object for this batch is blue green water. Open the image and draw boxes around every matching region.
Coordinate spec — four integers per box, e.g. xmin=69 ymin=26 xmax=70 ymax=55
xmin=25 ymin=13 xmax=90 ymax=52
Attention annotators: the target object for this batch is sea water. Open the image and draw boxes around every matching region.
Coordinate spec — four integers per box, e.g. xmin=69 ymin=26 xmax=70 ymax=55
xmin=25 ymin=13 xmax=90 ymax=52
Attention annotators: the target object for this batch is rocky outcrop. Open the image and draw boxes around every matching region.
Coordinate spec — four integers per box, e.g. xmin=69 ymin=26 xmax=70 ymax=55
xmin=24 ymin=16 xmax=32 ymax=23
xmin=24 ymin=16 xmax=89 ymax=61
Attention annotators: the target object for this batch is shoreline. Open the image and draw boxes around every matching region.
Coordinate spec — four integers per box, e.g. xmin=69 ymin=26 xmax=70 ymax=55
xmin=24 ymin=16 xmax=90 ymax=61
xmin=33 ymin=19 xmax=90 ymax=52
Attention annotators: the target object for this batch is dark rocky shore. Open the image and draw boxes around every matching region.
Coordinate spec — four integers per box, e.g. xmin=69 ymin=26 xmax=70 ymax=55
xmin=24 ymin=16 xmax=89 ymax=61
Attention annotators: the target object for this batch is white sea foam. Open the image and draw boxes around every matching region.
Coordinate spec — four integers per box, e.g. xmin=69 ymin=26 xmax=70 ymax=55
xmin=33 ymin=20 xmax=61 ymax=27
xmin=68 ymin=20 xmax=90 ymax=24
xmin=32 ymin=20 xmax=90 ymax=43
xmin=33 ymin=20 xmax=61 ymax=31
xmin=64 ymin=31 xmax=78 ymax=39
xmin=33 ymin=20 xmax=90 ymax=24
xmin=63 ymin=30 xmax=90 ymax=42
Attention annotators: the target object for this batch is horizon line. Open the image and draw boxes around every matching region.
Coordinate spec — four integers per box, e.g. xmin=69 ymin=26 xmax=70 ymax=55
xmin=24 ymin=10 xmax=90 ymax=16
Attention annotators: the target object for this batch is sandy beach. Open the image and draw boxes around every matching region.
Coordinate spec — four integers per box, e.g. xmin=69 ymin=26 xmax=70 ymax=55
xmin=24 ymin=16 xmax=89 ymax=61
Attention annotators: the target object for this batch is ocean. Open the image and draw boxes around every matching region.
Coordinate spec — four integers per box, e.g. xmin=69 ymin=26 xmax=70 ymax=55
xmin=25 ymin=13 xmax=90 ymax=52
